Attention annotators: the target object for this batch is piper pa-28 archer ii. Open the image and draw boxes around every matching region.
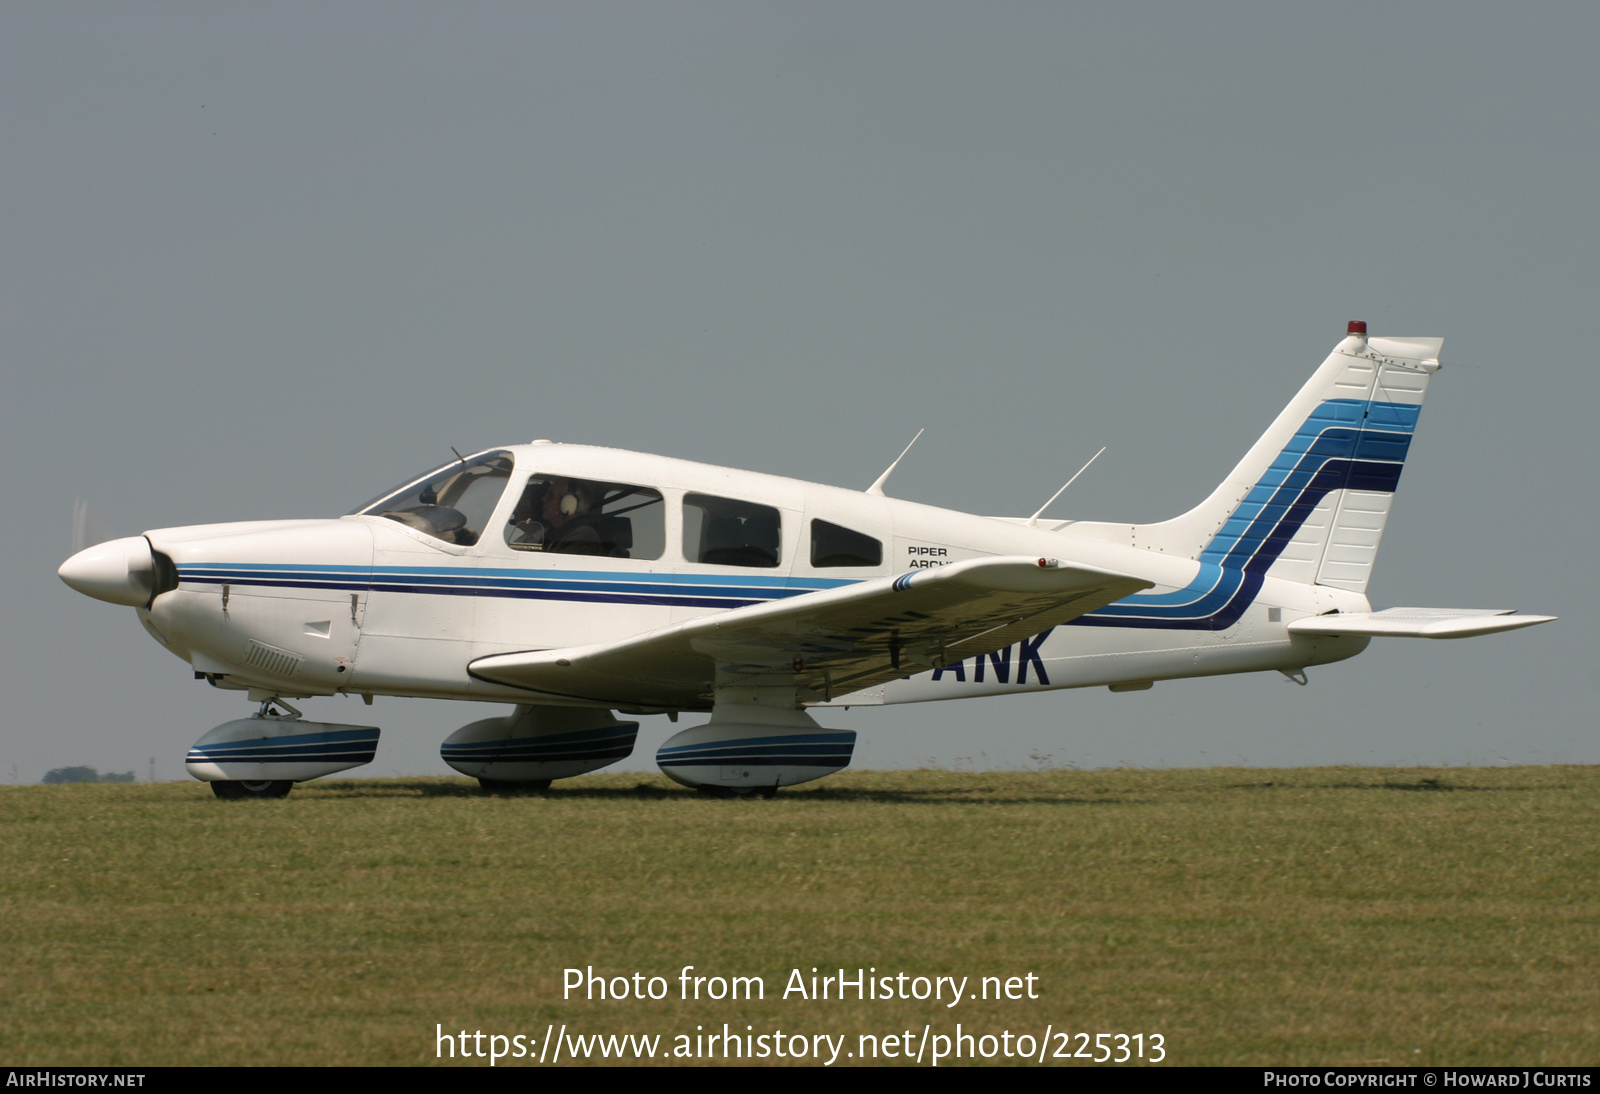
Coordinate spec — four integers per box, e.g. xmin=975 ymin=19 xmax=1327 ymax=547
xmin=59 ymin=322 xmax=1554 ymax=799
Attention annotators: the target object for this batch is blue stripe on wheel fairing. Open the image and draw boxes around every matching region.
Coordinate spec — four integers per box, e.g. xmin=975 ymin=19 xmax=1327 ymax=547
xmin=656 ymin=732 xmax=857 ymax=769
xmin=186 ymin=728 xmax=379 ymax=766
xmin=440 ymin=725 xmax=639 ymax=764
xmin=185 ymin=748 xmax=377 ymax=764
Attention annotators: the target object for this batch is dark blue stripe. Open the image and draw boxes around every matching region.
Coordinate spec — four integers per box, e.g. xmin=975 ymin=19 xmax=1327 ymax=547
xmin=658 ymin=731 xmax=856 ymax=753
xmin=657 ymin=732 xmax=856 ymax=768
xmin=187 ymin=749 xmax=378 ymax=764
xmin=176 ymin=573 xmax=770 ymax=608
xmin=444 ymin=746 xmax=634 ymax=761
xmin=369 ymin=583 xmax=768 ymax=609
xmin=188 ymin=742 xmax=378 ymax=757
xmin=442 ymin=725 xmax=638 ymax=764
xmin=658 ymin=755 xmax=855 ymax=768
xmin=659 ymin=740 xmax=853 ymax=757
xmin=1074 ymin=396 xmax=1419 ymax=631
xmin=178 ymin=563 xmax=846 ymax=587
xmin=187 ymin=728 xmax=378 ymax=765
xmin=174 ymin=565 xmax=846 ymax=610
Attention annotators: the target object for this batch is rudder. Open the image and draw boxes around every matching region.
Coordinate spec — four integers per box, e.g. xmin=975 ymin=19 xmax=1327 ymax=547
xmin=1110 ymin=323 xmax=1442 ymax=594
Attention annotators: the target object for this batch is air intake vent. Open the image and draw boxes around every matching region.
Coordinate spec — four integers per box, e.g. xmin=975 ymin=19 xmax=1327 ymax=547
xmin=244 ymin=641 xmax=304 ymax=678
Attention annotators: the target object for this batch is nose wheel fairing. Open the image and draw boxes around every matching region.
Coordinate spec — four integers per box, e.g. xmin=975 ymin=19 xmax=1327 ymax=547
xmin=186 ymin=705 xmax=380 ymax=786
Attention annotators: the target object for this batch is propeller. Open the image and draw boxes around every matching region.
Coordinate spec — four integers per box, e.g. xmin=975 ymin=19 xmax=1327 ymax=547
xmin=71 ymin=498 xmax=115 ymax=555
xmin=62 ymin=500 xmax=161 ymax=606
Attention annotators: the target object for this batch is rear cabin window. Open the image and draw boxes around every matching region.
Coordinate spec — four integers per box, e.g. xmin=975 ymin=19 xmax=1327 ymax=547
xmin=504 ymin=476 xmax=664 ymax=559
xmin=810 ymin=519 xmax=882 ymax=568
xmin=683 ymin=494 xmax=781 ymax=568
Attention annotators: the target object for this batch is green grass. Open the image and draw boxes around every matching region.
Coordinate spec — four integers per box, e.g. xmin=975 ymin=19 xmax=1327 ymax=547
xmin=2 ymin=767 xmax=1597 ymax=1066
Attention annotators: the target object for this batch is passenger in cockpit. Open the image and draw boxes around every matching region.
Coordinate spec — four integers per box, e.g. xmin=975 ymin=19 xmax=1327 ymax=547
xmin=544 ymin=478 xmax=604 ymax=554
xmin=506 ymin=477 xmax=604 ymax=554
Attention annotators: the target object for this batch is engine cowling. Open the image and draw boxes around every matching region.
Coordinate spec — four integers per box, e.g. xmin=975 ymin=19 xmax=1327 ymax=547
xmin=186 ymin=714 xmax=380 ymax=783
xmin=440 ymin=705 xmax=638 ymax=784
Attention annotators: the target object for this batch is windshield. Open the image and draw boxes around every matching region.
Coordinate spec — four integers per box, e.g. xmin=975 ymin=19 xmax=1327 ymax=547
xmin=353 ymin=450 xmax=514 ymax=546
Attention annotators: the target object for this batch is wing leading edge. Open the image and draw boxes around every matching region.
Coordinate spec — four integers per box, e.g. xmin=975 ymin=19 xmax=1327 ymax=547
xmin=468 ymin=556 xmax=1153 ymax=709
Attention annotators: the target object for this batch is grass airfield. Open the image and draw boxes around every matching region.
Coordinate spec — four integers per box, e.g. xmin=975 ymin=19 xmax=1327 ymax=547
xmin=1 ymin=767 xmax=1596 ymax=1067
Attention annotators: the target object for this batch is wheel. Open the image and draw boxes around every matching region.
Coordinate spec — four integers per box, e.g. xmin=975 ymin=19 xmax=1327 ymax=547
xmin=697 ymin=785 xmax=774 ymax=799
xmin=478 ymin=778 xmax=551 ymax=793
xmin=211 ymin=780 xmax=293 ymax=800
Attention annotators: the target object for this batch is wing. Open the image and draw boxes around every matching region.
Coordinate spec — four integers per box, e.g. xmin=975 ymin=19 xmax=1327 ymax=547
xmin=468 ymin=556 xmax=1153 ymax=709
xmin=1288 ymin=607 xmax=1556 ymax=639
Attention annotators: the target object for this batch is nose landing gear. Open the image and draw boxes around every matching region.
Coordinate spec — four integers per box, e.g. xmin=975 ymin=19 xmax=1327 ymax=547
xmin=187 ymin=697 xmax=382 ymax=801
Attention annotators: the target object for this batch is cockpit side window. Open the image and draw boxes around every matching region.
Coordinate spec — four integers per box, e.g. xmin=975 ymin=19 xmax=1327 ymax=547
xmin=504 ymin=476 xmax=664 ymax=559
xmin=810 ymin=519 xmax=882 ymax=568
xmin=356 ymin=451 xmax=514 ymax=546
xmin=683 ymin=494 xmax=781 ymax=568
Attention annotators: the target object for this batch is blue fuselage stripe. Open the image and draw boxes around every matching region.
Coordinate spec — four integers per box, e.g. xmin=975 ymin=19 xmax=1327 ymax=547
xmin=174 ymin=564 xmax=847 ymax=610
xmin=171 ymin=397 xmax=1416 ymax=640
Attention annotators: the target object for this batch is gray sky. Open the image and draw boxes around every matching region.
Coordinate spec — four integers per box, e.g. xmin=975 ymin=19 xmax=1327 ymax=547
xmin=3 ymin=2 xmax=1594 ymax=782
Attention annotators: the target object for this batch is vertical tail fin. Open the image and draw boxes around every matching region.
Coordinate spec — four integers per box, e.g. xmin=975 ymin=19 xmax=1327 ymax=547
xmin=1133 ymin=323 xmax=1442 ymax=593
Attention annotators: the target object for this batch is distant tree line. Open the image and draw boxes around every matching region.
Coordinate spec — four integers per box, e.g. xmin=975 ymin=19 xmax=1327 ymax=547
xmin=42 ymin=766 xmax=135 ymax=784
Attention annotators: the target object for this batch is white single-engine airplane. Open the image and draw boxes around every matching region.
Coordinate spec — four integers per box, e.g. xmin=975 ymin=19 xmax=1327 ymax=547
xmin=59 ymin=323 xmax=1553 ymax=799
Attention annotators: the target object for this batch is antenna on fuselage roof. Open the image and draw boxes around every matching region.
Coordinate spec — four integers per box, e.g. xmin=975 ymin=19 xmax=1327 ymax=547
xmin=1026 ymin=446 xmax=1106 ymax=527
xmin=865 ymin=429 xmax=925 ymax=497
xmin=449 ymin=446 xmax=467 ymax=465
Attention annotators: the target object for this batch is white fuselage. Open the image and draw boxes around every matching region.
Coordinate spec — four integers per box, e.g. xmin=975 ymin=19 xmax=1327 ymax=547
xmin=134 ymin=442 xmax=1369 ymax=712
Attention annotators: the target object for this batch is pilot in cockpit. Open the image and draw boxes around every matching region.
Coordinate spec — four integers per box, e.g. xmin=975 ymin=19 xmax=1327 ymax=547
xmin=506 ymin=477 xmax=604 ymax=554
